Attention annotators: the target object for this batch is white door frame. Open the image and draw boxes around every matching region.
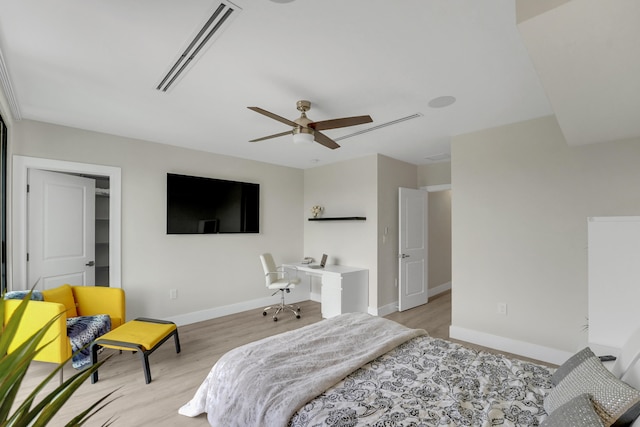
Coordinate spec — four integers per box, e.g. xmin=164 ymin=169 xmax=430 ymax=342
xmin=422 ymin=184 xmax=452 ymax=193
xmin=12 ymin=155 xmax=122 ymax=289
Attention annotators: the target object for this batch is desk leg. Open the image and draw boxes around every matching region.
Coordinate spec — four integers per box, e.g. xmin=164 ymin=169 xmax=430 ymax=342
xmin=320 ymin=275 xmax=343 ymax=318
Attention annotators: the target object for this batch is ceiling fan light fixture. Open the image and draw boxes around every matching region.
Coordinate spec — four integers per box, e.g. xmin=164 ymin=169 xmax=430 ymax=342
xmin=292 ymin=131 xmax=314 ymax=145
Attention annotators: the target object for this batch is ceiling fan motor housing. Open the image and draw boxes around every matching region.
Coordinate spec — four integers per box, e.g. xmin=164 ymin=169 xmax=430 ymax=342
xmin=294 ymin=100 xmax=313 ymax=136
xmin=294 ymin=117 xmax=313 ymax=136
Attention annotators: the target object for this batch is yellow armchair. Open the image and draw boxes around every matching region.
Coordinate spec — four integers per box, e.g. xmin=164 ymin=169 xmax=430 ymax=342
xmin=72 ymin=286 xmax=126 ymax=328
xmin=3 ymin=285 xmax=126 ymax=365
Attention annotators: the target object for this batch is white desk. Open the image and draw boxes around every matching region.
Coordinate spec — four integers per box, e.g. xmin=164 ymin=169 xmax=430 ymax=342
xmin=285 ymin=263 xmax=369 ymax=318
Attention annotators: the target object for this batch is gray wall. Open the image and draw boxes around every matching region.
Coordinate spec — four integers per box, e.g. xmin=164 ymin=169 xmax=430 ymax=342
xmin=451 ymin=115 xmax=640 ymax=362
xmin=10 ymin=119 xmax=304 ymax=322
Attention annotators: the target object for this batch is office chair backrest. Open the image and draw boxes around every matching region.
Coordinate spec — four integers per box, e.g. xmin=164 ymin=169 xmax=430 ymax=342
xmin=260 ymin=253 xmax=277 ymax=287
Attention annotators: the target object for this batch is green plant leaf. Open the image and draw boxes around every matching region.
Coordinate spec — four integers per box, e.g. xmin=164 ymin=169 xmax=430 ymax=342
xmin=63 ymin=388 xmax=120 ymax=427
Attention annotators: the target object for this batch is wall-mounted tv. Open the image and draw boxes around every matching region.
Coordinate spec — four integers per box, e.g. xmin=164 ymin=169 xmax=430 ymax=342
xmin=166 ymin=173 xmax=259 ymax=234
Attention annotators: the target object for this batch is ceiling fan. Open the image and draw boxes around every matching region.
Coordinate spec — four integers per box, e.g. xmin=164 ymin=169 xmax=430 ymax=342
xmin=248 ymin=100 xmax=372 ymax=149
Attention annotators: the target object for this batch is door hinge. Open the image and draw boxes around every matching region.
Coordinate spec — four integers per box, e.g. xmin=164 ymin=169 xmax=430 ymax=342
xmin=26 ymin=252 xmax=29 ymax=262
xmin=27 ymin=184 xmax=30 ymax=193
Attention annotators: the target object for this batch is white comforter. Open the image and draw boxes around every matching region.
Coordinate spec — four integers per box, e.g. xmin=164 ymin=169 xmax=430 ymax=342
xmin=179 ymin=312 xmax=426 ymax=427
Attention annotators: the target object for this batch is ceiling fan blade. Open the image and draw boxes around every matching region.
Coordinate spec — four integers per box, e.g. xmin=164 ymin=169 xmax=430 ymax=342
xmin=314 ymin=131 xmax=340 ymax=150
xmin=248 ymin=107 xmax=299 ymax=128
xmin=249 ymin=130 xmax=292 ymax=142
xmin=308 ymin=115 xmax=373 ymax=131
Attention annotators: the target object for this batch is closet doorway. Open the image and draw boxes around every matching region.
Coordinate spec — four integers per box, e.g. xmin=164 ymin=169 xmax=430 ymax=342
xmin=12 ymin=156 xmax=121 ymax=290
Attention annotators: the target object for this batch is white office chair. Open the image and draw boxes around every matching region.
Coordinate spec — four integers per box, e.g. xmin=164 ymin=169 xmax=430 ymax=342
xmin=260 ymin=253 xmax=301 ymax=321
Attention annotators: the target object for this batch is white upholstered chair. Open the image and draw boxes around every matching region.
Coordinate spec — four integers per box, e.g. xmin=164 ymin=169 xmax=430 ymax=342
xmin=260 ymin=253 xmax=301 ymax=321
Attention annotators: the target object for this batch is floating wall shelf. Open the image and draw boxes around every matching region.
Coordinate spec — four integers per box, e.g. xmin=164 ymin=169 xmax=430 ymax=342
xmin=308 ymin=217 xmax=366 ymax=221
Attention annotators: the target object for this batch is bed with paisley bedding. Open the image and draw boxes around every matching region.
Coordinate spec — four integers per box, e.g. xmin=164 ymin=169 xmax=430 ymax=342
xmin=179 ymin=313 xmax=640 ymax=427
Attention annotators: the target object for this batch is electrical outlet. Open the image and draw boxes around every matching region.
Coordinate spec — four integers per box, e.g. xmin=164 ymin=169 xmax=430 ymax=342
xmin=170 ymin=289 xmax=178 ymax=300
xmin=497 ymin=303 xmax=507 ymax=315
xmin=394 ymin=278 xmax=398 ymax=288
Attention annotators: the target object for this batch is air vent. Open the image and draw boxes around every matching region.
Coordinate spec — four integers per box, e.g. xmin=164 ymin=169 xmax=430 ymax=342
xmin=156 ymin=1 xmax=241 ymax=92
xmin=424 ymin=153 xmax=451 ymax=162
xmin=334 ymin=113 xmax=423 ymax=141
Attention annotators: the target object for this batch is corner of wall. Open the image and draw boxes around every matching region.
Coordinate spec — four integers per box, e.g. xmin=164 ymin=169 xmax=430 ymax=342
xmin=515 ymin=0 xmax=571 ymax=24
xmin=417 ymin=162 xmax=451 ymax=187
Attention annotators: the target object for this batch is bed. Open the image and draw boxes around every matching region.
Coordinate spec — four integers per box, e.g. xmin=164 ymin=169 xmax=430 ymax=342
xmin=179 ymin=313 xmax=640 ymax=427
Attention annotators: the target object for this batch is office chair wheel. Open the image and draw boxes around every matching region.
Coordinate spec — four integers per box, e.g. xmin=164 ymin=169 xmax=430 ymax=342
xmin=273 ymin=317 xmax=278 ymax=322
xmin=296 ymin=315 xmax=301 ymax=319
xmin=262 ymin=311 xmax=267 ymax=316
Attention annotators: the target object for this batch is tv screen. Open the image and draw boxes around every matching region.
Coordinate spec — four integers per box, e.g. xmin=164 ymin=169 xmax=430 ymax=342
xmin=166 ymin=173 xmax=259 ymax=234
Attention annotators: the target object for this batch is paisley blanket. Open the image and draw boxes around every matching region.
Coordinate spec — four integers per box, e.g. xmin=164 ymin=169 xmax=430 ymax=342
xmin=3 ymin=290 xmax=44 ymax=301
xmin=67 ymin=314 xmax=111 ymax=369
xmin=291 ymin=335 xmax=554 ymax=426
xmin=179 ymin=313 xmax=426 ymax=427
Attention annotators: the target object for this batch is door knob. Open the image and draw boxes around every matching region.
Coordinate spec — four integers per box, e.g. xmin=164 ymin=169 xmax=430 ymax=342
xmin=399 ymin=254 xmax=410 ymax=259
xmin=85 ymin=261 xmax=95 ymax=267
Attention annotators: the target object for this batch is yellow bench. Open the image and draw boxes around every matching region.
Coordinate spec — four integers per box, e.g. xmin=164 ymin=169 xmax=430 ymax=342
xmin=90 ymin=318 xmax=181 ymax=384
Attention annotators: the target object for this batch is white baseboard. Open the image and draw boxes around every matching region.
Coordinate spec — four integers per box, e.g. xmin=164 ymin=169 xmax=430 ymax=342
xmin=429 ymin=281 xmax=451 ymax=297
xmin=165 ymin=282 xmax=453 ymax=327
xmin=377 ymin=281 xmax=452 ymax=317
xmin=165 ymin=291 xmax=310 ymax=326
xmin=376 ymin=302 xmax=396 ymax=317
xmin=449 ymin=325 xmax=573 ymax=365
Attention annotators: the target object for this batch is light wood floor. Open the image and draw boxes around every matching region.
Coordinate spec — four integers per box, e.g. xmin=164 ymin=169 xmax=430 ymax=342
xmin=16 ymin=291 xmax=549 ymax=426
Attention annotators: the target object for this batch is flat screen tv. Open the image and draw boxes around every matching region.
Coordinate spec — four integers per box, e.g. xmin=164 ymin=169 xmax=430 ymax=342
xmin=166 ymin=173 xmax=259 ymax=234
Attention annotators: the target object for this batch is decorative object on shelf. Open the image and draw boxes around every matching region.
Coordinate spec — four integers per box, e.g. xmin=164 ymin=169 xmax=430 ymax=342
xmin=311 ymin=205 xmax=324 ymax=218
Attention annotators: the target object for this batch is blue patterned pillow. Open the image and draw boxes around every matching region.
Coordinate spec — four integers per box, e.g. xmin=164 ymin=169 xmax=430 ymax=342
xmin=3 ymin=290 xmax=44 ymax=301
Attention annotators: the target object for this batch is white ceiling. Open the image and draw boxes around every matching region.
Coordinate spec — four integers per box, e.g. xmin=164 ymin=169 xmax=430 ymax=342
xmin=517 ymin=0 xmax=640 ymax=147
xmin=0 ymin=0 xmax=558 ymax=169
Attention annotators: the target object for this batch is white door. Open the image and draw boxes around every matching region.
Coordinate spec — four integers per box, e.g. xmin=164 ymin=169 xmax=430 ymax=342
xmin=398 ymin=187 xmax=428 ymax=311
xmin=28 ymin=169 xmax=96 ymax=290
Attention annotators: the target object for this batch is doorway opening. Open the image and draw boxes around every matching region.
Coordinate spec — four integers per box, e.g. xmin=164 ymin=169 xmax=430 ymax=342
xmin=12 ymin=156 xmax=121 ymax=290
xmin=70 ymin=173 xmax=111 ymax=286
xmin=424 ymin=184 xmax=452 ymax=297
